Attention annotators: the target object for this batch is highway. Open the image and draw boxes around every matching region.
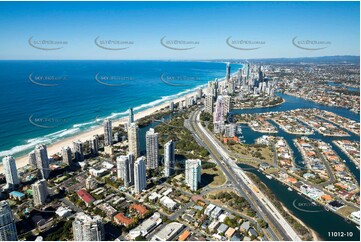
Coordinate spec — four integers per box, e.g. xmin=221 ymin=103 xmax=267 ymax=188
xmin=188 ymin=109 xmax=302 ymax=241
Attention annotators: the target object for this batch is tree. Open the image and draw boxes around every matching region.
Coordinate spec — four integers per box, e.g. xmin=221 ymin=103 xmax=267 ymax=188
xmin=134 ymin=235 xmax=146 ymax=241
xmin=257 ymin=219 xmax=268 ymax=228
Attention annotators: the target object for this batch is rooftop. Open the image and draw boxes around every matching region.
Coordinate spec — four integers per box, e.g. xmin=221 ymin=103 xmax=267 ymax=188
xmin=77 ymin=189 xmax=95 ymax=204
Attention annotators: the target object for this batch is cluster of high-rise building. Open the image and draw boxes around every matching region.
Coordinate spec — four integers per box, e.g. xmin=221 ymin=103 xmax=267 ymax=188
xmin=205 ymin=63 xmax=275 ymax=135
xmin=0 ymin=100 xmax=206 ymax=240
xmin=239 ymin=63 xmax=276 ymax=96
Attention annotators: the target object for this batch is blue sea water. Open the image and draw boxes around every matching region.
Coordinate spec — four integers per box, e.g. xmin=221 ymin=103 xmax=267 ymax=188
xmin=0 ymin=60 xmax=242 ymax=160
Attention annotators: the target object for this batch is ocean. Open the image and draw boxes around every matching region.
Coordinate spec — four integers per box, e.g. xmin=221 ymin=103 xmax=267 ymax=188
xmin=0 ymin=60 xmax=242 ymax=160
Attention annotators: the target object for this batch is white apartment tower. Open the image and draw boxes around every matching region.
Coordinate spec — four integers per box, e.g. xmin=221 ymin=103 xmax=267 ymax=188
xmin=134 ymin=156 xmax=146 ymax=194
xmin=32 ymin=179 xmax=48 ymax=206
xmin=128 ymin=123 xmax=140 ymax=158
xmin=2 ymin=156 xmax=19 ymax=189
xmin=146 ymin=128 xmax=159 ymax=169
xmin=163 ymin=140 xmax=175 ymax=177
xmin=35 ymin=144 xmax=50 ymax=179
xmin=28 ymin=151 xmax=36 ymax=167
xmin=185 ymin=159 xmax=201 ymax=191
xmin=204 ymin=94 xmax=214 ymax=114
xmin=73 ymin=140 xmax=84 ymax=162
xmin=213 ymin=96 xmax=226 ymax=134
xmin=116 ymin=155 xmax=130 ymax=188
xmin=103 ymin=119 xmax=112 ymax=146
xmin=62 ymin=146 xmax=72 ymax=166
xmin=89 ymin=135 xmax=99 ymax=155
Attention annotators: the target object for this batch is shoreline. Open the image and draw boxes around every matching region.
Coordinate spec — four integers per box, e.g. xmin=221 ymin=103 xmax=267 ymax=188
xmin=332 ymin=140 xmax=360 ymax=168
xmin=232 ymin=97 xmax=285 ymax=110
xmin=0 ymin=88 xmax=202 ymax=174
xmin=0 ymin=71 xmax=237 ymax=174
xmin=279 ymin=202 xmax=321 ymax=241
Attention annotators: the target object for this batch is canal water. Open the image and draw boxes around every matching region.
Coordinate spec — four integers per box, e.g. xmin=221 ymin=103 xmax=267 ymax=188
xmin=239 ymin=163 xmax=360 ymax=241
xmin=233 ymin=93 xmax=360 ymax=240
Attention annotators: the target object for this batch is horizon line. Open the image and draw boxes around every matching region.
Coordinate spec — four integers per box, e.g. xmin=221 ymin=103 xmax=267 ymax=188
xmin=0 ymin=55 xmax=359 ymax=62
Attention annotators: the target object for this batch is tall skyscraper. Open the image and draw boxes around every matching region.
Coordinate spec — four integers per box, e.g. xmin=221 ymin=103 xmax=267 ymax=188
xmin=146 ymin=128 xmax=159 ymax=169
xmin=2 ymin=156 xmax=19 ymax=189
xmin=103 ymin=119 xmax=112 ymax=146
xmin=226 ymin=63 xmax=231 ymax=82
xmin=28 ymin=151 xmax=37 ymax=168
xmin=258 ymin=66 xmax=264 ymax=82
xmin=0 ymin=201 xmax=18 ymax=241
xmin=196 ymin=88 xmax=202 ymax=99
xmin=62 ymin=146 xmax=72 ymax=166
xmin=128 ymin=153 xmax=135 ymax=186
xmin=185 ymin=96 xmax=194 ymax=108
xmin=116 ymin=155 xmax=130 ymax=188
xmin=32 ymin=179 xmax=48 ymax=206
xmin=72 ymin=212 xmax=104 ymax=241
xmin=128 ymin=108 xmax=134 ymax=125
xmin=73 ymin=140 xmax=84 ymax=162
xmin=185 ymin=159 xmax=201 ymax=191
xmin=213 ymin=96 xmax=226 ymax=133
xmin=89 ymin=135 xmax=99 ymax=155
xmin=204 ymin=94 xmax=214 ymax=114
xmin=128 ymin=123 xmax=140 ymax=158
xmin=35 ymin=144 xmax=50 ymax=179
xmin=163 ymin=140 xmax=175 ymax=178
xmin=169 ymin=101 xmax=174 ymax=112
xmin=227 ymin=79 xmax=235 ymax=95
xmin=224 ymin=95 xmax=231 ymax=114
xmin=134 ymin=156 xmax=146 ymax=194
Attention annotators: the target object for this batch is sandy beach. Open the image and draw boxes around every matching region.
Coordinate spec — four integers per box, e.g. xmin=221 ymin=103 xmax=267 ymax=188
xmin=0 ymin=89 xmax=201 ymax=174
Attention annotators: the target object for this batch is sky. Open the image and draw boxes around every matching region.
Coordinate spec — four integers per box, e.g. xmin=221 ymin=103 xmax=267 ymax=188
xmin=0 ymin=1 xmax=359 ymax=60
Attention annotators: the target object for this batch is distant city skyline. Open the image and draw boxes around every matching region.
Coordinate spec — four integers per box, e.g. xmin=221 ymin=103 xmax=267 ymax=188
xmin=0 ymin=1 xmax=359 ymax=60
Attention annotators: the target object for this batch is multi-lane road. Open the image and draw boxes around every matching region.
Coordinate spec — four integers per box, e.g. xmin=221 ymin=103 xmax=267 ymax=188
xmin=188 ymin=109 xmax=302 ymax=241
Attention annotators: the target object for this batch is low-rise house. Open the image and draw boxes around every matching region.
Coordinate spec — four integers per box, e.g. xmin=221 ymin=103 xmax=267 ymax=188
xmin=208 ymin=220 xmax=219 ymax=232
xmin=248 ymin=228 xmax=258 ymax=238
xmin=204 ymin=203 xmax=216 ymax=216
xmin=217 ymin=223 xmax=229 ymax=234
xmin=9 ymin=191 xmax=25 ymax=201
xmin=77 ymin=189 xmax=95 ymax=207
xmin=160 ymin=196 xmax=177 ymax=211
xmin=55 ymin=206 xmax=72 ymax=218
xmin=240 ymin=221 xmax=250 ymax=232
xmin=130 ymin=203 xmax=149 ymax=217
xmin=225 ymin=227 xmax=236 ymax=238
xmin=210 ymin=206 xmax=222 ymax=219
xmin=178 ymin=230 xmax=191 ymax=241
xmin=231 ymin=232 xmax=243 ymax=241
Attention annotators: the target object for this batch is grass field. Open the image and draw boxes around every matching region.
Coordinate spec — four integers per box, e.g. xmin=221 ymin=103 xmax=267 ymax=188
xmin=201 ymin=166 xmax=226 ymax=188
